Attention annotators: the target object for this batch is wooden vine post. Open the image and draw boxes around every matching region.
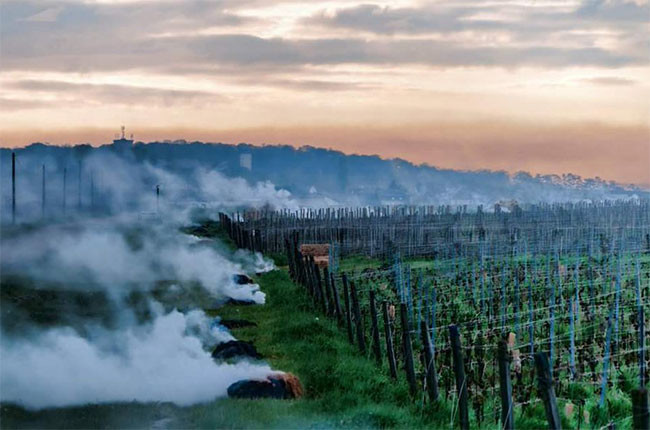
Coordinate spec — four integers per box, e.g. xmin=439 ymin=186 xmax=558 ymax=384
xmin=382 ymin=301 xmax=398 ymax=379
xmin=534 ymin=352 xmax=561 ymax=430
xmin=449 ymin=324 xmax=469 ymax=430
xmin=314 ymin=260 xmax=328 ymax=314
xmin=350 ymin=281 xmax=366 ymax=354
xmin=342 ymin=273 xmax=355 ymax=345
xmin=631 ymin=388 xmax=649 ymax=430
xmin=401 ymin=303 xmax=417 ymax=396
xmin=421 ymin=320 xmax=439 ymax=402
xmin=330 ymin=272 xmax=343 ymax=325
xmin=498 ymin=337 xmax=514 ymax=430
xmin=369 ymin=290 xmax=382 ymax=365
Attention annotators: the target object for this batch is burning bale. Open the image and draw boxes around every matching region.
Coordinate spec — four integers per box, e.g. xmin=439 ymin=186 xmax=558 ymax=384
xmin=227 ymin=372 xmax=303 ymax=400
xmin=233 ymin=274 xmax=254 ymax=285
xmin=299 ymin=244 xmax=329 ymax=268
xmin=212 ymin=340 xmax=263 ymax=361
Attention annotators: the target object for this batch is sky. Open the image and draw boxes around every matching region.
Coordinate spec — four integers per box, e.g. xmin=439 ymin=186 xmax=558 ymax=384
xmin=1 ymin=0 xmax=649 ymax=185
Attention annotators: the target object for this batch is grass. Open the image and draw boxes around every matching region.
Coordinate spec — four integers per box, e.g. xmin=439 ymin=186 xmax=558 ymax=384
xmin=14 ymin=217 xmax=640 ymax=429
xmin=1 ymin=265 xmax=454 ymax=429
xmin=198 ymin=268 xmax=453 ymax=429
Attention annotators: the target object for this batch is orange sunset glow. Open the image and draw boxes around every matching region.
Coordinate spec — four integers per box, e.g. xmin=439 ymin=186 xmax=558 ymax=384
xmin=1 ymin=0 xmax=649 ymax=185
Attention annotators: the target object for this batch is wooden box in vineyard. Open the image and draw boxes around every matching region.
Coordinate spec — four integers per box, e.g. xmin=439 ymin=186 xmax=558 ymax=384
xmin=300 ymin=244 xmax=330 ymax=268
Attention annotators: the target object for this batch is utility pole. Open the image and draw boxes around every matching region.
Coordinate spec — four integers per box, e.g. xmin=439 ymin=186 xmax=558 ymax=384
xmin=41 ymin=164 xmax=46 ymax=219
xmin=90 ymin=171 xmax=94 ymax=212
xmin=62 ymin=167 xmax=67 ymax=215
xmin=77 ymin=159 xmax=82 ymax=211
xmin=11 ymin=152 xmax=16 ymax=224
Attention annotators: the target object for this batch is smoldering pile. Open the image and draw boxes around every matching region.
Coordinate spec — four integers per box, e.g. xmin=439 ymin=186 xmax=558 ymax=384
xmin=228 ymin=372 xmax=304 ymax=400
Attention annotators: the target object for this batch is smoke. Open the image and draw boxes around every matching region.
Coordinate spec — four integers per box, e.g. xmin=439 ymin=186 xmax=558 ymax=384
xmin=0 ymin=154 xmax=282 ymax=412
xmin=0 ymin=219 xmax=277 ymax=410
xmin=0 ymin=147 xmax=302 ymax=224
xmin=1 ymin=309 xmax=272 ymax=409
xmin=1 ymin=221 xmax=266 ymax=304
xmin=5 ymin=143 xmax=645 ymax=225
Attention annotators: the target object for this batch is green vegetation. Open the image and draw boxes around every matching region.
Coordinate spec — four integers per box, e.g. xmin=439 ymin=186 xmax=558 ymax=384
xmin=1 ymin=265 xmax=452 ymax=429
xmin=200 ymin=269 xmax=452 ymax=429
xmin=4 ymin=216 xmax=646 ymax=429
xmin=326 ymin=250 xmax=650 ymax=430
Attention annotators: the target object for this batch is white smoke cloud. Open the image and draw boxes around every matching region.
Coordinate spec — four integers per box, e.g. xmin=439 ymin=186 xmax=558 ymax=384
xmin=0 ymin=156 xmax=282 ymax=411
xmin=233 ymin=249 xmax=277 ymax=274
xmin=0 ymin=148 xmax=302 ymax=223
xmin=1 ymin=221 xmax=267 ymax=304
xmin=1 ymin=309 xmax=271 ymax=410
xmin=194 ymin=168 xmax=297 ymax=210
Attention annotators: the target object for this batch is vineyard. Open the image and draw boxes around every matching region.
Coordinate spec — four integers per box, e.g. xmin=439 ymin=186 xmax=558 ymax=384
xmin=220 ymin=199 xmax=650 ymax=429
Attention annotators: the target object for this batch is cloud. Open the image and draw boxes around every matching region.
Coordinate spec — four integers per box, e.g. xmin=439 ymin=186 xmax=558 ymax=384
xmin=581 ymin=76 xmax=638 ymax=86
xmin=23 ymin=5 xmax=64 ymax=22
xmin=307 ymin=1 xmax=650 ymax=34
xmin=0 ymin=98 xmax=50 ymax=111
xmin=1 ymin=0 xmax=648 ymax=73
xmin=575 ymin=0 xmax=649 ymax=22
xmin=4 ymin=80 xmax=225 ymax=109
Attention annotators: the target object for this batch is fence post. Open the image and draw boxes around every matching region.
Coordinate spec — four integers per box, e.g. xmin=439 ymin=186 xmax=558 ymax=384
xmin=41 ymin=164 xmax=46 ymax=218
xmin=62 ymin=167 xmax=67 ymax=215
xmin=498 ymin=337 xmax=514 ymax=430
xmin=534 ymin=352 xmax=561 ymax=430
xmin=285 ymin=239 xmax=294 ymax=279
xmin=383 ymin=301 xmax=398 ymax=379
xmin=330 ymin=272 xmax=343 ymax=325
xmin=342 ymin=273 xmax=355 ymax=345
xmin=12 ymin=152 xmax=16 ymax=224
xmin=314 ymin=261 xmax=328 ymax=315
xmin=350 ymin=281 xmax=366 ymax=354
xmin=569 ymin=297 xmax=576 ymax=380
xmin=601 ymin=310 xmax=614 ymax=407
xmin=305 ymin=256 xmax=315 ymax=298
xmin=77 ymin=159 xmax=82 ymax=210
xmin=631 ymin=388 xmax=649 ymax=430
xmin=639 ymin=305 xmax=646 ymax=388
xmin=369 ymin=290 xmax=382 ymax=366
xmin=323 ymin=267 xmax=334 ymax=317
xmin=421 ymin=320 xmax=439 ymax=402
xmin=449 ymin=324 xmax=469 ymax=430
xmin=401 ymin=303 xmax=417 ymax=396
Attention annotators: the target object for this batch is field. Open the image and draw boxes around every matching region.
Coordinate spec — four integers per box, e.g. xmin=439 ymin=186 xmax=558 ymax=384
xmin=223 ymin=200 xmax=650 ymax=429
xmin=2 ymin=200 xmax=648 ymax=429
xmin=0 ymin=224 xmax=440 ymax=429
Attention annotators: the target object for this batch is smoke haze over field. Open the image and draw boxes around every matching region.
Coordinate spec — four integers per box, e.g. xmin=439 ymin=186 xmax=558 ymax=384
xmin=1 ymin=213 xmax=276 ymax=409
xmin=1 ymin=141 xmax=647 ymax=225
xmin=0 ymin=136 xmax=647 ymax=411
xmin=1 ymin=310 xmax=272 ymax=409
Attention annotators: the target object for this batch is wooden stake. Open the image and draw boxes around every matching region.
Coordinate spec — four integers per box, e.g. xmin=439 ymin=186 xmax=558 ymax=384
xmin=421 ymin=320 xmax=439 ymax=402
xmin=383 ymin=301 xmax=398 ymax=379
xmin=41 ymin=164 xmax=45 ymax=218
xmin=498 ymin=337 xmax=514 ymax=430
xmin=351 ymin=281 xmax=366 ymax=354
xmin=330 ymin=272 xmax=343 ymax=325
xmin=62 ymin=167 xmax=67 ymax=215
xmin=449 ymin=324 xmax=469 ymax=430
xmin=11 ymin=152 xmax=16 ymax=224
xmin=401 ymin=303 xmax=417 ymax=396
xmin=534 ymin=352 xmax=561 ymax=430
xmin=369 ymin=290 xmax=382 ymax=365
xmin=342 ymin=273 xmax=355 ymax=345
xmin=631 ymin=388 xmax=649 ymax=430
